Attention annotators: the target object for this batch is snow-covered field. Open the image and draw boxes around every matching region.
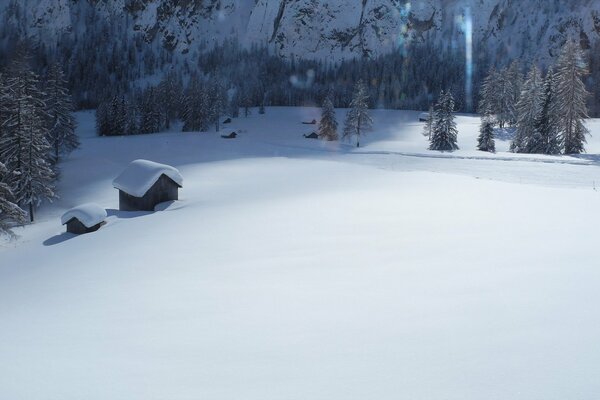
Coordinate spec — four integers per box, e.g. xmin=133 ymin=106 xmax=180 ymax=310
xmin=2 ymin=107 xmax=600 ymax=399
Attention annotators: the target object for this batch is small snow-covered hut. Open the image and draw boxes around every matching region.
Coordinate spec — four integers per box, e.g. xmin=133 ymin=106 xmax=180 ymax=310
xmin=61 ymin=203 xmax=107 ymax=234
xmin=113 ymin=159 xmax=183 ymax=212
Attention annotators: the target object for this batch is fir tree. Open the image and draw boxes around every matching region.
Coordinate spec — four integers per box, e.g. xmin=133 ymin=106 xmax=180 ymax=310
xmin=555 ymin=40 xmax=590 ymax=154
xmin=343 ymin=79 xmax=372 ymax=147
xmin=140 ymin=87 xmax=161 ymax=134
xmin=0 ymin=62 xmax=55 ymax=222
xmin=182 ymin=78 xmax=210 ymax=132
xmin=318 ymin=96 xmax=338 ymax=141
xmin=477 ymin=117 xmax=496 ymax=153
xmin=506 ymin=60 xmax=524 ymax=126
xmin=95 ymin=101 xmax=110 ymax=136
xmin=422 ymin=105 xmax=434 ymax=139
xmin=512 ymin=66 xmax=543 ymax=153
xmin=0 ymin=162 xmax=26 ymax=238
xmin=157 ymin=71 xmax=182 ymax=130
xmin=530 ymin=68 xmax=561 ymax=154
xmin=429 ymin=90 xmax=459 ymax=151
xmin=45 ymin=63 xmax=78 ymax=162
xmin=229 ymin=87 xmax=240 ymax=118
xmin=210 ymin=80 xmax=226 ymax=132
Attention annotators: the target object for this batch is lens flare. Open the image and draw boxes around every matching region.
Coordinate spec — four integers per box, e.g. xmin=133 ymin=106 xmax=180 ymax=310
xmin=464 ymin=7 xmax=473 ymax=112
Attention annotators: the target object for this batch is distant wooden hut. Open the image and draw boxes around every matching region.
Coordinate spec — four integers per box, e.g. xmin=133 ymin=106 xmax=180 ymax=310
xmin=113 ymin=159 xmax=183 ymax=212
xmin=61 ymin=204 xmax=107 ymax=234
xmin=304 ymin=132 xmax=319 ymax=139
xmin=221 ymin=132 xmax=237 ymax=139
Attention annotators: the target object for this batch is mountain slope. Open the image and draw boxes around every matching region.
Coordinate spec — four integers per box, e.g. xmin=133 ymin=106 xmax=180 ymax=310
xmin=4 ymin=0 xmax=600 ymax=63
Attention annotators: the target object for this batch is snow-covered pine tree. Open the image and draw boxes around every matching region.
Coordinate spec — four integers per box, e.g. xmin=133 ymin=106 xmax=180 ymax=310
xmin=110 ymin=96 xmax=122 ymax=135
xmin=318 ymin=95 xmax=338 ymax=141
xmin=512 ymin=65 xmax=543 ymax=153
xmin=242 ymin=90 xmax=252 ymax=118
xmin=210 ymin=80 xmax=226 ymax=132
xmin=477 ymin=117 xmax=496 ymax=153
xmin=0 ymin=162 xmax=26 ymax=237
xmin=429 ymin=90 xmax=459 ymax=151
xmin=555 ymin=40 xmax=590 ymax=154
xmin=182 ymin=78 xmax=211 ymax=132
xmin=0 ymin=73 xmax=10 ymax=142
xmin=1 ymin=62 xmax=55 ymax=222
xmin=45 ymin=63 xmax=78 ymax=162
xmin=530 ymin=68 xmax=561 ymax=154
xmin=95 ymin=101 xmax=110 ymax=136
xmin=496 ymin=67 xmax=511 ymax=128
xmin=228 ymin=87 xmax=240 ymax=118
xmin=422 ymin=105 xmax=434 ymax=139
xmin=123 ymin=97 xmax=139 ymax=135
xmin=342 ymin=79 xmax=372 ymax=147
xmin=157 ymin=71 xmax=182 ymax=130
xmin=140 ymin=87 xmax=162 ymax=134
xmin=506 ymin=60 xmax=524 ymax=126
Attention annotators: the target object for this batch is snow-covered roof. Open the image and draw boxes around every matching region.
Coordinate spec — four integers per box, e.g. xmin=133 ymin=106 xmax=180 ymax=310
xmin=112 ymin=159 xmax=183 ymax=198
xmin=61 ymin=203 xmax=107 ymax=228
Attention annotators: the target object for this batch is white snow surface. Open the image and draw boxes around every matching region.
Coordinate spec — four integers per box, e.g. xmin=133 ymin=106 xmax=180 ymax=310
xmin=112 ymin=159 xmax=183 ymax=197
xmin=60 ymin=203 xmax=107 ymax=227
xmin=2 ymin=107 xmax=600 ymax=399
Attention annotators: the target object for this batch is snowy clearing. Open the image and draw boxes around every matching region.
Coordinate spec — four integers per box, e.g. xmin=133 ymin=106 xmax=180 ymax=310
xmin=1 ymin=107 xmax=600 ymax=399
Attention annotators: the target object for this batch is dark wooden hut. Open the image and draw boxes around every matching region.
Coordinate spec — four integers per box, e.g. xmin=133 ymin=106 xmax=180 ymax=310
xmin=113 ymin=160 xmax=183 ymax=212
xmin=61 ymin=204 xmax=107 ymax=235
xmin=221 ymin=132 xmax=237 ymax=139
xmin=304 ymin=132 xmax=319 ymax=139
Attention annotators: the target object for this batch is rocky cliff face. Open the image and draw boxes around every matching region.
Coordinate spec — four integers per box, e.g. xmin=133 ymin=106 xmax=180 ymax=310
xmin=6 ymin=0 xmax=600 ymax=62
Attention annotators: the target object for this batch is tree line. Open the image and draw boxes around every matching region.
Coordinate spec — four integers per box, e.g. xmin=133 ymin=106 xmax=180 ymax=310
xmin=421 ymin=40 xmax=591 ymax=155
xmin=479 ymin=40 xmax=590 ymax=155
xmin=0 ymin=50 xmax=77 ymax=237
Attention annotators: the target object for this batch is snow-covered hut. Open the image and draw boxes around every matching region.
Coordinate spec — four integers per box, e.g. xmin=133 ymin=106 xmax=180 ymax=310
xmin=61 ymin=203 xmax=107 ymax=234
xmin=113 ymin=159 xmax=183 ymax=212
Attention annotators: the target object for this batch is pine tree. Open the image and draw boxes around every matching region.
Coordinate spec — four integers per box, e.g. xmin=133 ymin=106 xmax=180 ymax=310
xmin=229 ymin=87 xmax=240 ymax=118
xmin=506 ymin=60 xmax=523 ymax=126
xmin=0 ymin=73 xmax=10 ymax=142
xmin=478 ymin=67 xmax=497 ymax=117
xmin=0 ymin=62 xmax=55 ymax=222
xmin=555 ymin=40 xmax=590 ymax=154
xmin=242 ymin=90 xmax=252 ymax=118
xmin=318 ymin=96 xmax=338 ymax=141
xmin=140 ymin=87 xmax=161 ymax=134
xmin=45 ymin=63 xmax=78 ymax=162
xmin=512 ymin=66 xmax=543 ymax=153
xmin=210 ymin=80 xmax=226 ymax=132
xmin=95 ymin=101 xmax=110 ymax=136
xmin=343 ymin=79 xmax=372 ymax=147
xmin=429 ymin=90 xmax=459 ymax=151
xmin=422 ymin=105 xmax=434 ymax=139
xmin=477 ymin=117 xmax=496 ymax=153
xmin=182 ymin=78 xmax=210 ymax=132
xmin=0 ymin=162 xmax=26 ymax=238
xmin=530 ymin=68 xmax=561 ymax=154
xmin=157 ymin=71 xmax=182 ymax=130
